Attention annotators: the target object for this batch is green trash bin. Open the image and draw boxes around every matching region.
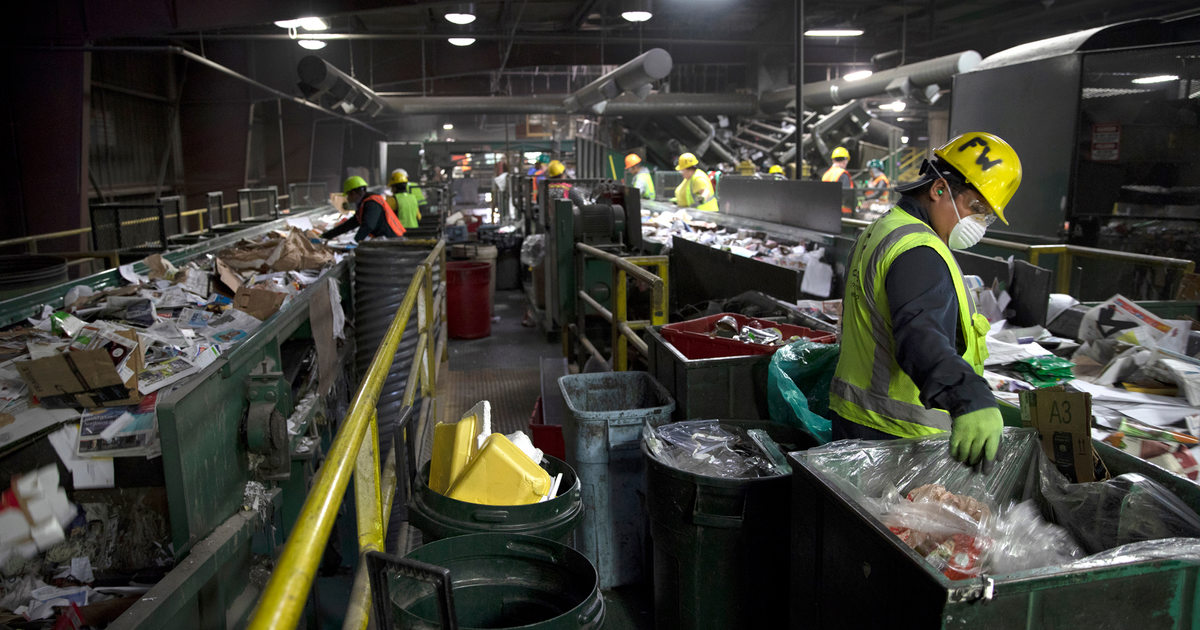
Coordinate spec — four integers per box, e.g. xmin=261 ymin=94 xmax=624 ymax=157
xmin=558 ymin=371 xmax=675 ymax=589
xmin=407 ymin=455 xmax=584 ymax=543
xmin=388 ymin=532 xmax=605 ymax=629
xmin=644 ymin=419 xmax=813 ymax=630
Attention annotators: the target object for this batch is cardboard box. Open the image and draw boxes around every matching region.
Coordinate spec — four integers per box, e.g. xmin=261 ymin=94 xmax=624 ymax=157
xmin=1018 ymin=386 xmax=1099 ymax=482
xmin=16 ymin=330 xmax=144 ymax=409
xmin=233 ymin=287 xmax=286 ymax=321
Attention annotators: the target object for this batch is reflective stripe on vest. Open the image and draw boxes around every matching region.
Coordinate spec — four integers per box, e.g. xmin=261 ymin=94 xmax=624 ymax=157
xmin=829 ymin=207 xmax=990 ymax=437
xmin=365 ymin=193 xmax=406 ymax=238
xmin=548 ymin=181 xmax=572 ymax=201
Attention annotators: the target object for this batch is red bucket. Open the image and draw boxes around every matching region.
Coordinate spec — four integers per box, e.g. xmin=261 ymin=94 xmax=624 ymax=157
xmin=446 ymin=261 xmax=493 ymax=339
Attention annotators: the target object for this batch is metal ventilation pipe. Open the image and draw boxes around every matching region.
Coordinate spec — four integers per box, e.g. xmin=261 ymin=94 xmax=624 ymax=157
xmin=297 ymin=55 xmax=387 ymax=117
xmin=760 ymin=50 xmax=982 ymax=112
xmin=563 ymin=48 xmax=673 ymax=114
xmin=378 ymin=93 xmax=757 ymax=116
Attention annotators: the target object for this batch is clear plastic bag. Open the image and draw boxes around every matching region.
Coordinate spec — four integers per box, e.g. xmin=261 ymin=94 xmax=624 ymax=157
xmin=767 ymin=339 xmax=839 ymax=445
xmin=519 ymin=234 xmax=545 ymax=267
xmin=796 ymin=427 xmax=1200 ymax=579
xmin=643 ymin=420 xmax=779 ymax=478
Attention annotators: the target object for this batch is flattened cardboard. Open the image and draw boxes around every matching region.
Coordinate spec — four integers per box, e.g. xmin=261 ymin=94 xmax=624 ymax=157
xmin=233 ymin=287 xmax=286 ymax=321
xmin=1019 ymin=386 xmax=1095 ymax=482
xmin=16 ymin=330 xmax=143 ymax=409
xmin=215 ymin=258 xmax=243 ymax=294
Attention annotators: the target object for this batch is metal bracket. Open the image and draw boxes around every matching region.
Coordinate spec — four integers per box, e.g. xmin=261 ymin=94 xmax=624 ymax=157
xmin=245 ymin=372 xmax=290 ymax=479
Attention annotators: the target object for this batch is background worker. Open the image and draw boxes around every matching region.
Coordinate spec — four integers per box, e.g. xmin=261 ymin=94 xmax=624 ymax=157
xmin=822 ymin=146 xmax=855 ymax=213
xmin=386 ymin=169 xmax=422 ymax=229
xmin=673 ymin=152 xmax=718 ymax=212
xmin=863 ymin=159 xmax=890 ymax=201
xmin=529 ymin=154 xmax=550 ymax=203
xmin=828 ymin=132 xmax=1022 ymax=465
xmin=768 ymin=164 xmax=787 ymax=180
xmin=321 ymin=176 xmax=406 ymax=241
xmin=393 ymin=168 xmax=428 ymax=218
xmin=544 ymin=160 xmax=587 ymax=208
xmin=625 ymin=153 xmax=656 ymax=199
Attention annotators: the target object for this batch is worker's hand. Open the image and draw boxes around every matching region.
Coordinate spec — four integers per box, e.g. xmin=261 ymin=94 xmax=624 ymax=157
xmin=949 ymin=407 xmax=1003 ymax=465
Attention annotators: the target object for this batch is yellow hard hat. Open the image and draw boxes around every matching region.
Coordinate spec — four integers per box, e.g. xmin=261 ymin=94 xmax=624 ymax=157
xmin=934 ymin=132 xmax=1022 ymax=225
xmin=547 ymin=160 xmax=566 ymax=177
xmin=388 ymin=169 xmax=408 ymax=185
xmin=768 ymin=165 xmax=784 ymax=175
xmin=675 ymin=152 xmax=699 ymax=171
xmin=831 ymin=146 xmax=850 ymax=160
xmin=343 ymin=175 xmax=368 ymax=194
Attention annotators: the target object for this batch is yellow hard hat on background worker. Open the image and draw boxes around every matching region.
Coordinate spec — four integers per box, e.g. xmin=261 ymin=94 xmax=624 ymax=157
xmin=547 ymin=160 xmax=566 ymax=177
xmin=831 ymin=146 xmax=850 ymax=160
xmin=343 ymin=176 xmax=368 ymax=194
xmin=675 ymin=153 xmax=699 ymax=171
xmin=768 ymin=165 xmax=784 ymax=175
xmin=388 ymin=169 xmax=408 ymax=185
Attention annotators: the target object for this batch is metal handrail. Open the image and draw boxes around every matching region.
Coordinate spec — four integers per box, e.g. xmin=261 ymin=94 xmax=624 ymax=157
xmin=839 ymin=216 xmax=1196 ymax=296
xmin=246 ymin=240 xmax=447 ymax=629
xmin=574 ymin=243 xmax=668 ymax=370
xmin=0 ymin=197 xmax=292 ymax=253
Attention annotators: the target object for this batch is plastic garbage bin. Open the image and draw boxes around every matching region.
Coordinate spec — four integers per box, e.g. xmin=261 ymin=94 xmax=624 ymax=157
xmin=644 ymin=420 xmax=812 ymax=630
xmin=388 ymin=533 xmax=605 ymax=630
xmin=407 ymin=455 xmax=583 ymax=543
xmin=446 ymin=261 xmax=492 ymax=339
xmin=558 ymin=371 xmax=675 ymax=589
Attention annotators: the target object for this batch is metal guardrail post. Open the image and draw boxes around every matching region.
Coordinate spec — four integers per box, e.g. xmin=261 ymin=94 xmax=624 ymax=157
xmin=573 ymin=243 xmax=669 ymax=370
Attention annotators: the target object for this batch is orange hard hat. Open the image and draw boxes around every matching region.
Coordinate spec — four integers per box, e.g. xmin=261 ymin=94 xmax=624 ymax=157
xmin=625 ymin=153 xmax=642 ymax=169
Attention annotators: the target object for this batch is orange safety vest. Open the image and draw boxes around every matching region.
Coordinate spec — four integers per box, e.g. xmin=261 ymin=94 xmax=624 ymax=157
xmin=365 ymin=193 xmax=406 ymax=237
xmin=547 ymin=181 xmax=573 ymax=200
xmin=866 ymin=173 xmax=890 ymax=199
xmin=822 ymin=166 xmax=854 ymax=214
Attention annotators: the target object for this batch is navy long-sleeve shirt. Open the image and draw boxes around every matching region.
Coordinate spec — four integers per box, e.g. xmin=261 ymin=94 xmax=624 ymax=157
xmin=321 ymin=196 xmax=394 ymax=242
xmin=883 ymin=196 xmax=994 ymax=417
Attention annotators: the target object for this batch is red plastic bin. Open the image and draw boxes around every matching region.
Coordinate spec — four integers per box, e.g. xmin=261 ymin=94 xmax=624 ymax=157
xmin=528 ymin=396 xmax=566 ymax=461
xmin=661 ymin=312 xmax=835 ymax=359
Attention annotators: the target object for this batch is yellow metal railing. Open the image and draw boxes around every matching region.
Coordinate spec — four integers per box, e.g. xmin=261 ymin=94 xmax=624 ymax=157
xmin=246 ymin=240 xmax=447 ymax=630
xmin=573 ymin=243 xmax=669 ymax=371
xmin=841 ymin=217 xmax=1196 ymax=298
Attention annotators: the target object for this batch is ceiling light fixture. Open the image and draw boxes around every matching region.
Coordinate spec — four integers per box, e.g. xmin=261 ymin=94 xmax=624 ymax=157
xmin=444 ymin=3 xmax=477 ymax=25
xmin=448 ymin=37 xmax=476 ymax=47
xmin=443 ymin=123 xmax=454 ymax=130
xmin=901 ymin=136 xmax=909 ymax=144
xmin=621 ymin=0 xmax=653 ymax=23
xmin=843 ymin=69 xmax=873 ymax=82
xmin=298 ymin=39 xmax=327 ymax=50
xmin=1132 ymin=74 xmax=1178 ymax=84
xmin=275 ymin=17 xmax=328 ymax=31
xmin=804 ymin=28 xmax=863 ymax=37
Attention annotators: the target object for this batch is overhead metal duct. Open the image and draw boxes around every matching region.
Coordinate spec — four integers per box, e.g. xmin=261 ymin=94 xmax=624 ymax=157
xmin=297 ymin=55 xmax=386 ymax=117
xmin=562 ymin=48 xmax=673 ymax=114
xmin=378 ymin=93 xmax=757 ymax=116
xmin=760 ymin=51 xmax=982 ymax=112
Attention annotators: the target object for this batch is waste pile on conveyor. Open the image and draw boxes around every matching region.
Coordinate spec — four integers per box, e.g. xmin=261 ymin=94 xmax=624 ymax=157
xmin=0 ymin=224 xmax=346 ymax=621
xmin=641 ymin=208 xmax=817 ymax=270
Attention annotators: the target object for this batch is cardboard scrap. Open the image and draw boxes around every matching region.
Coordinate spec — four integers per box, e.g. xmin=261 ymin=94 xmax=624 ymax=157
xmin=1019 ymin=386 xmax=1106 ymax=483
xmin=218 ymin=228 xmax=333 ymax=274
xmin=17 ymin=330 xmax=144 ymax=409
xmin=141 ymin=254 xmax=178 ymax=282
xmin=215 ymin=258 xmax=244 ymax=294
xmin=233 ymin=287 xmax=286 ymax=321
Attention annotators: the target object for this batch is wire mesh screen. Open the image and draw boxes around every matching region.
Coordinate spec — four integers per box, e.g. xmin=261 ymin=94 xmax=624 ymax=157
xmin=158 ymin=196 xmax=184 ymax=236
xmin=287 ymin=182 xmax=328 ymax=209
xmin=237 ymin=186 xmax=278 ymax=221
xmin=206 ymin=191 xmax=225 ymax=227
xmin=89 ymin=203 xmax=167 ymax=251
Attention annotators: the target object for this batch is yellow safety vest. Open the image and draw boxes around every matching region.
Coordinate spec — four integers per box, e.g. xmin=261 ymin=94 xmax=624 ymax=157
xmin=632 ymin=170 xmax=656 ymax=199
xmin=829 ymin=207 xmax=991 ymax=437
xmin=387 ymin=192 xmax=421 ymax=228
xmin=674 ymin=170 xmax=718 ymax=212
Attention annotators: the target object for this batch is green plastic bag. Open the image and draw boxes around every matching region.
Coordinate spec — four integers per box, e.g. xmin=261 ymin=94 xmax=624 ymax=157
xmin=768 ymin=339 xmax=839 ymax=445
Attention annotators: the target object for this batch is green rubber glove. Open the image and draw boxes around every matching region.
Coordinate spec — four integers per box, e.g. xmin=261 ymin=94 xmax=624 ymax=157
xmin=949 ymin=407 xmax=1003 ymax=465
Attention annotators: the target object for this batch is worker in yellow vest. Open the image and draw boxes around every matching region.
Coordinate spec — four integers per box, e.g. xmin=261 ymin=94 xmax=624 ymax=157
xmin=386 ymin=169 xmax=422 ymax=229
xmin=822 ymin=146 xmax=855 ymax=213
xmin=829 ymin=132 xmax=1022 ymax=465
xmin=673 ymin=152 xmax=718 ymax=212
xmin=625 ymin=153 xmax=656 ymax=199
xmin=393 ymin=168 xmax=428 ymax=218
xmin=321 ymin=176 xmax=406 ymax=241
